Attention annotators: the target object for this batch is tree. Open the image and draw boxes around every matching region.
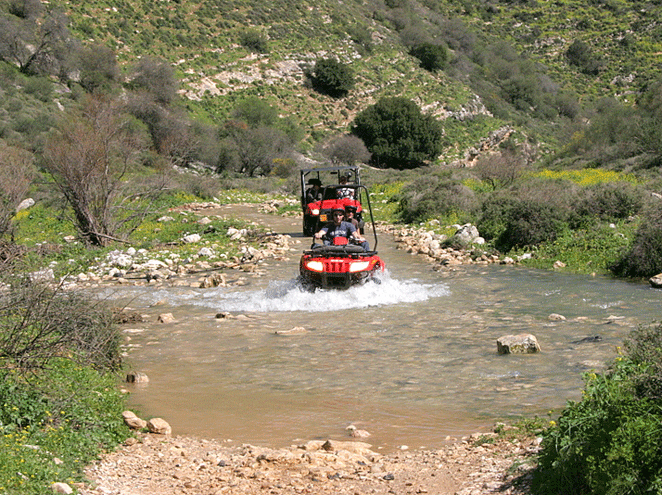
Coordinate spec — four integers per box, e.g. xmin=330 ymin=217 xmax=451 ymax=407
xmin=239 ymin=28 xmax=269 ymax=54
xmin=128 ymin=56 xmax=178 ymax=105
xmin=0 ymin=5 xmax=72 ymax=76
xmin=222 ymin=123 xmax=293 ymax=177
xmin=310 ymin=58 xmax=354 ymax=98
xmin=473 ymin=150 xmax=528 ymax=189
xmin=352 ymin=97 xmax=443 ymax=169
xmin=0 ymin=141 xmax=35 ymax=240
xmin=325 ymin=135 xmax=371 ymax=165
xmin=42 ymin=95 xmax=162 ymax=246
xmin=565 ymin=39 xmax=604 ymax=75
xmin=77 ymin=44 xmax=120 ymax=93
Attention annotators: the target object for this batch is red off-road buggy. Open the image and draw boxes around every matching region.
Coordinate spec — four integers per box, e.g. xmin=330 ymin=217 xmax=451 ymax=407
xmin=299 ymin=168 xmax=384 ymax=289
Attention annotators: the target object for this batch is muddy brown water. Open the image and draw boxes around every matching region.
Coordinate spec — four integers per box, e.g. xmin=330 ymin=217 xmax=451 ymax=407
xmin=102 ymin=205 xmax=661 ymax=452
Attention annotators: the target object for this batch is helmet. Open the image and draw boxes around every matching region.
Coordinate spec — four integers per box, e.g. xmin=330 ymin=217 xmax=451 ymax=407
xmin=332 ymin=208 xmax=345 ymax=216
xmin=308 ymin=178 xmax=322 ymax=186
xmin=345 ymin=205 xmax=357 ymax=213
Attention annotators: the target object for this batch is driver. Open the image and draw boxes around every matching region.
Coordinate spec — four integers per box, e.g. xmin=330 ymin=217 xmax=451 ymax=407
xmin=315 ymin=208 xmax=369 ymax=250
xmin=305 ymin=178 xmax=323 ymax=204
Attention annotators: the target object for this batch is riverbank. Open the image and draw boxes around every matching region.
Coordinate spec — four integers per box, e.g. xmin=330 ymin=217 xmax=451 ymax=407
xmin=82 ymin=426 xmax=539 ymax=495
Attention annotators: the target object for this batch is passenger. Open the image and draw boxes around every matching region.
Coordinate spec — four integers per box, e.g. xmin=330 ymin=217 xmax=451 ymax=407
xmin=336 ymin=175 xmax=354 ymax=199
xmin=315 ymin=208 xmax=369 ymax=251
xmin=305 ymin=178 xmax=323 ymax=204
xmin=344 ymin=205 xmax=364 ymax=233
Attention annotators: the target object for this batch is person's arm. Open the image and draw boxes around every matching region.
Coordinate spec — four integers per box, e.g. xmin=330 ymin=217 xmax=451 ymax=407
xmin=347 ymin=223 xmax=364 ymax=241
xmin=315 ymin=226 xmax=328 ymax=239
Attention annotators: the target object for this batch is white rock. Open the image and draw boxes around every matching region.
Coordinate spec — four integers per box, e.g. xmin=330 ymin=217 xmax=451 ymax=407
xmin=51 ymin=482 xmax=73 ymax=494
xmin=147 ymin=417 xmax=172 ymax=435
xmin=16 ymin=198 xmax=35 ymax=212
xmin=182 ymin=233 xmax=201 ymax=243
xmin=198 ymin=247 xmax=214 ymax=257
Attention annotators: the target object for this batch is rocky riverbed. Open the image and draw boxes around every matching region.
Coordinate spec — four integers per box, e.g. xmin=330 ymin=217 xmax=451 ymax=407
xmin=81 ymin=426 xmax=539 ymax=495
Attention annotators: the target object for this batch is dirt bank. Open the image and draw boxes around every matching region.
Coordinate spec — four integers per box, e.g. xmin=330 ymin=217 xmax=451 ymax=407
xmin=83 ymin=428 xmax=537 ymax=495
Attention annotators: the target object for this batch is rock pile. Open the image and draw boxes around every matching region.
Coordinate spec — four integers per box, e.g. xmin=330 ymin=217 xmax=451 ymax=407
xmin=380 ymin=223 xmax=514 ymax=269
xmin=63 ymin=229 xmax=294 ymax=289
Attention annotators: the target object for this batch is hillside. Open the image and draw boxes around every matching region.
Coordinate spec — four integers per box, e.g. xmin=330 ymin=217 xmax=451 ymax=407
xmin=2 ymin=0 xmax=662 ymax=170
xmin=39 ymin=0 xmax=660 ymax=161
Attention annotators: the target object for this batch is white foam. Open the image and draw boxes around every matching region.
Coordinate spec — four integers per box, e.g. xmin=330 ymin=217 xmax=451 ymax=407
xmin=98 ymin=271 xmax=449 ymax=313
xmin=146 ymin=271 xmax=446 ymax=312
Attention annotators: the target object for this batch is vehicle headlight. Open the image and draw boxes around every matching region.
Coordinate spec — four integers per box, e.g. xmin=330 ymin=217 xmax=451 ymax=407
xmin=349 ymin=261 xmax=370 ymax=272
xmin=305 ymin=261 xmax=324 ymax=272
xmin=310 ymin=208 xmax=320 ymax=215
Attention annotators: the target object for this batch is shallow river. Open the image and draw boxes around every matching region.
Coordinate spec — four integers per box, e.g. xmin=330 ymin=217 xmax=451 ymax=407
xmin=104 ymin=206 xmax=660 ymax=451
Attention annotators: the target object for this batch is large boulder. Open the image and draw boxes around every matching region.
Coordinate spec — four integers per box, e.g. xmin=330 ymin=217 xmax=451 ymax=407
xmin=497 ymin=334 xmax=541 ymax=354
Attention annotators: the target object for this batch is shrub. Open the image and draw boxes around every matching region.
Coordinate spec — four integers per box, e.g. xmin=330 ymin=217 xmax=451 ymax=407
xmin=494 ymin=199 xmax=567 ymax=252
xmin=310 ymin=58 xmax=355 ymax=98
xmin=127 ymin=56 xmax=178 ymax=106
xmin=324 ymin=134 xmax=371 ymax=165
xmin=565 ymin=39 xmax=604 ymax=75
xmin=0 ymin=279 xmax=122 ymax=372
xmin=0 ymin=141 xmax=35 ymax=240
xmin=240 ymin=28 xmax=269 ymax=53
xmin=473 ymin=150 xmax=528 ymax=189
xmin=624 ymin=323 xmax=662 ymax=400
xmin=409 ymin=42 xmax=449 ymax=72
xmin=77 ymin=43 xmax=120 ymax=93
xmin=532 ymin=322 xmax=662 ymax=495
xmin=352 ymin=97 xmax=443 ymax=169
xmin=396 ymin=174 xmax=477 ymax=224
xmin=574 ymin=182 xmax=645 ymax=223
xmin=610 ymin=204 xmax=662 ymax=278
xmin=476 ymin=194 xmax=520 ymax=241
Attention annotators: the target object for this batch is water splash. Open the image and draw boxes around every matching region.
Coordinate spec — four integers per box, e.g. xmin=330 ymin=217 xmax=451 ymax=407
xmin=200 ymin=270 xmax=449 ymax=313
xmin=106 ymin=270 xmax=448 ymax=312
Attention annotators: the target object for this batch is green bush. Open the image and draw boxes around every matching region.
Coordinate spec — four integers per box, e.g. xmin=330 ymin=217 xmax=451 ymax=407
xmin=494 ymin=199 xmax=567 ymax=252
xmin=532 ymin=322 xmax=662 ymax=495
xmin=310 ymin=58 xmax=355 ymax=98
xmin=610 ymin=205 xmax=662 ymax=278
xmin=352 ymin=97 xmax=443 ymax=169
xmin=574 ymin=182 xmax=645 ymax=224
xmin=565 ymin=39 xmax=604 ymax=75
xmin=396 ymin=174 xmax=476 ymax=224
xmin=476 ymin=194 xmax=520 ymax=241
xmin=625 ymin=323 xmax=662 ymax=400
xmin=239 ymin=28 xmax=268 ymax=53
xmin=409 ymin=42 xmax=449 ymax=72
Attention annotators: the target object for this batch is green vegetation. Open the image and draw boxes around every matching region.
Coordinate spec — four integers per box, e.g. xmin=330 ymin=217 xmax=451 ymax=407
xmin=532 ymin=322 xmax=662 ymax=495
xmin=0 ymin=279 xmax=130 ymax=494
xmin=352 ymin=97 xmax=444 ymax=169
xmin=309 ymin=58 xmax=355 ymax=98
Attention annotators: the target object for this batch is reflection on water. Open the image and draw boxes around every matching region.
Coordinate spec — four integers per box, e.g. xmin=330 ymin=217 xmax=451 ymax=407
xmin=105 ymin=217 xmax=660 ymax=451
